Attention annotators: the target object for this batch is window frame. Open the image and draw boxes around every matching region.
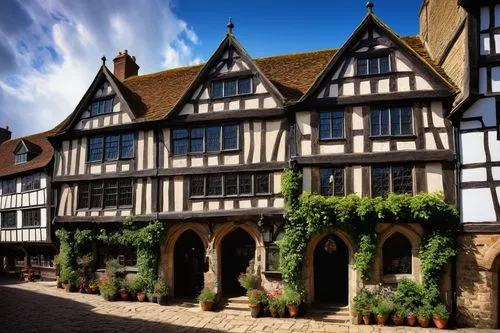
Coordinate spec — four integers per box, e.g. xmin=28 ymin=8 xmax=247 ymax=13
xmin=371 ymin=164 xmax=414 ymax=198
xmin=319 ymin=111 xmax=345 ymax=140
xmin=211 ymin=77 xmax=253 ymax=99
xmin=370 ymin=106 xmax=413 ymax=137
xmin=382 ymin=232 xmax=413 ymax=276
xmin=319 ymin=167 xmax=345 ymax=197
xmin=189 ymin=173 xmax=271 ymax=198
xmin=356 ymin=55 xmax=391 ymax=76
xmin=2 ymin=179 xmax=16 ymax=195
xmin=88 ymin=96 xmax=115 ymax=118
xmin=21 ymin=173 xmax=41 ymax=192
xmin=22 ymin=209 xmax=41 ymax=228
xmin=1 ymin=211 xmax=17 ymax=229
xmin=78 ymin=179 xmax=134 ymax=210
xmin=87 ymin=133 xmax=135 ymax=163
xmin=172 ymin=124 xmax=240 ymax=156
xmin=15 ymin=153 xmax=28 ymax=164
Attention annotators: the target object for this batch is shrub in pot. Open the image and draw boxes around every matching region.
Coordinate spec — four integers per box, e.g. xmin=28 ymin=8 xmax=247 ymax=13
xmin=99 ymin=276 xmax=119 ymax=301
xmin=247 ymin=289 xmax=266 ymax=318
xmin=353 ymin=288 xmax=374 ymax=325
xmin=86 ymin=279 xmax=99 ymax=294
xmin=147 ymin=291 xmax=157 ymax=303
xmin=238 ymin=273 xmax=259 ymax=291
xmin=372 ymin=299 xmax=394 ymax=325
xmin=433 ymin=303 xmax=449 ymax=329
xmin=154 ymin=279 xmax=169 ymax=305
xmin=76 ymin=255 xmax=94 ymax=293
xmin=119 ymin=279 xmax=131 ymax=301
xmin=267 ymin=290 xmax=282 ymax=318
xmin=134 ymin=278 xmax=148 ymax=302
xmin=417 ymin=304 xmax=433 ymax=328
xmin=283 ymin=286 xmax=301 ymax=318
xmin=197 ymin=287 xmax=216 ymax=311
xmin=62 ymin=270 xmax=77 ymax=292
xmin=406 ymin=309 xmax=417 ymax=326
xmin=391 ymin=304 xmax=405 ymax=326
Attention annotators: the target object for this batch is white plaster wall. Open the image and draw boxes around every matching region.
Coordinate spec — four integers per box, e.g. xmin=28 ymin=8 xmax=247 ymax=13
xmin=461 ymin=132 xmax=486 ymax=164
xmin=426 ymin=163 xmax=443 ymax=192
xmin=462 ymin=188 xmax=496 ymax=222
xmin=462 ymin=168 xmax=487 ymax=182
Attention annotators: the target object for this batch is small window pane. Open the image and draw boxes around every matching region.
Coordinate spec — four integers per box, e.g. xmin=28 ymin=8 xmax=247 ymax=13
xmin=391 ymin=108 xmax=401 ymax=135
xmin=400 ymin=107 xmax=413 ymax=135
xmin=206 ymin=175 xmax=222 ymax=196
xmin=173 ymin=129 xmax=189 ymax=155
xmin=2 ymin=179 xmax=15 ymax=195
xmin=239 ymin=174 xmax=252 ymax=194
xmin=99 ymin=100 xmax=106 ymax=115
xmin=238 ymin=78 xmax=251 ymax=94
xmin=379 ymin=56 xmax=390 ymax=73
xmin=372 ymin=166 xmax=390 ymax=198
xmin=22 ymin=174 xmax=40 ymax=192
xmin=255 ymin=174 xmax=270 ymax=194
xmin=105 ymin=136 xmax=119 ymax=160
xmin=105 ymin=98 xmax=114 ymax=114
xmin=118 ymin=180 xmax=133 ymax=206
xmin=206 ymin=126 xmax=221 ymax=152
xmin=224 ymin=79 xmax=237 ymax=96
xmin=331 ymin=111 xmax=344 ymax=138
xmin=357 ymin=59 xmax=368 ymax=76
xmin=320 ymin=168 xmax=344 ymax=197
xmin=15 ymin=153 xmax=27 ymax=164
xmin=212 ymin=81 xmax=223 ymax=98
xmin=78 ymin=183 xmax=90 ymax=209
xmin=369 ymin=58 xmax=379 ymax=74
xmin=225 ymin=174 xmax=238 ymax=195
xmin=90 ymin=182 xmax=103 ymax=208
xmin=88 ymin=137 xmax=104 ymax=161
xmin=120 ymin=133 xmax=134 ymax=158
xmin=319 ymin=112 xmax=332 ymax=139
xmin=371 ymin=110 xmax=381 ymax=136
xmin=383 ymin=233 xmax=412 ymax=274
xmin=90 ymin=102 xmax=100 ymax=117
xmin=22 ymin=209 xmax=41 ymax=227
xmin=266 ymin=245 xmax=280 ymax=271
xmin=104 ymin=181 xmax=118 ymax=208
xmin=392 ymin=165 xmax=413 ymax=194
xmin=190 ymin=176 xmax=205 ymax=197
xmin=1 ymin=211 xmax=17 ymax=228
xmin=223 ymin=125 xmax=238 ymax=150
xmin=190 ymin=128 xmax=204 ymax=153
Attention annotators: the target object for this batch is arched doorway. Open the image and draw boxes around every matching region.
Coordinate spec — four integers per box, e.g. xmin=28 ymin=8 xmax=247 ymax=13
xmin=174 ymin=230 xmax=205 ymax=298
xmin=314 ymin=233 xmax=349 ymax=305
xmin=221 ymin=228 xmax=255 ymax=295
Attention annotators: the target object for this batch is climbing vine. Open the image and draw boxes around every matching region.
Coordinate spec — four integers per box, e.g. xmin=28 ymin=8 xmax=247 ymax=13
xmin=56 ymin=218 xmax=164 ymax=291
xmin=278 ymin=168 xmax=458 ymax=300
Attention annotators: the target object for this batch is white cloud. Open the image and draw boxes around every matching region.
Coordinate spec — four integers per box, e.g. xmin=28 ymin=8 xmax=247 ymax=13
xmin=0 ymin=0 xmax=202 ymax=138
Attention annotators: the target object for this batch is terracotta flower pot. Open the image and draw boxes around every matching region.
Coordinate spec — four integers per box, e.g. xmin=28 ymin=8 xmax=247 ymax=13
xmin=376 ymin=315 xmax=388 ymax=325
xmin=200 ymin=300 xmax=214 ymax=311
xmin=249 ymin=303 xmax=261 ymax=318
xmin=287 ymin=304 xmax=299 ymax=318
xmin=270 ymin=310 xmax=278 ymax=318
xmin=407 ymin=315 xmax=417 ymax=326
xmin=418 ymin=316 xmax=430 ymax=328
xmin=86 ymin=286 xmax=98 ymax=294
xmin=433 ymin=317 xmax=448 ymax=329
xmin=120 ymin=289 xmax=130 ymax=301
xmin=262 ymin=308 xmax=269 ymax=317
xmin=391 ymin=314 xmax=404 ymax=326
xmin=57 ymin=281 xmax=63 ymax=289
xmin=136 ymin=291 xmax=147 ymax=302
xmin=362 ymin=315 xmax=371 ymax=325
xmin=278 ymin=311 xmax=286 ymax=318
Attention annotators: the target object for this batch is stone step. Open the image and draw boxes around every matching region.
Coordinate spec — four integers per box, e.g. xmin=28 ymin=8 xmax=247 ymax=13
xmin=225 ymin=296 xmax=248 ymax=305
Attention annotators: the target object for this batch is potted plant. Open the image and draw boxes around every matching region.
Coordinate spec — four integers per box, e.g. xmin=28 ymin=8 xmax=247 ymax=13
xmin=417 ymin=304 xmax=433 ymax=328
xmin=267 ymin=289 xmax=282 ymax=318
xmin=433 ymin=303 xmax=449 ymax=329
xmin=238 ymin=272 xmax=259 ymax=291
xmin=391 ymin=303 xmax=405 ymax=326
xmin=247 ymin=289 xmax=266 ymax=318
xmin=154 ymin=279 xmax=169 ymax=305
xmin=134 ymin=278 xmax=147 ymax=302
xmin=62 ymin=270 xmax=77 ymax=292
xmin=86 ymin=279 xmax=99 ymax=294
xmin=283 ymin=286 xmax=301 ymax=318
xmin=147 ymin=290 xmax=157 ymax=303
xmin=119 ymin=279 xmax=131 ymax=301
xmin=406 ymin=308 xmax=417 ymax=326
xmin=56 ymin=277 xmax=63 ymax=289
xmin=353 ymin=288 xmax=373 ymax=325
xmin=99 ymin=276 xmax=119 ymax=301
xmin=277 ymin=296 xmax=287 ymax=318
xmin=197 ymin=287 xmax=216 ymax=311
xmin=372 ymin=299 xmax=394 ymax=325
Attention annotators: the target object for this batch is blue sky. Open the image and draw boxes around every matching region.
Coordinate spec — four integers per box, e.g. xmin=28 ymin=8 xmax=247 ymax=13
xmin=0 ymin=0 xmax=423 ymax=138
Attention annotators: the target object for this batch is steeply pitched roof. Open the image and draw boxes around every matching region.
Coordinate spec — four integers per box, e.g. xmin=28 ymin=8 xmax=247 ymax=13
xmin=0 ymin=130 xmax=56 ymax=178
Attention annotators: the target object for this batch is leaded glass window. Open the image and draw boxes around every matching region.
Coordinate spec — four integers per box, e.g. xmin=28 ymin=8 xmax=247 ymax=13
xmin=120 ymin=134 xmax=134 ymax=159
xmin=88 ymin=136 xmax=104 ymax=161
xmin=15 ymin=153 xmax=27 ymax=164
xmin=320 ymin=111 xmax=344 ymax=140
xmin=206 ymin=175 xmax=222 ymax=196
xmin=255 ymin=174 xmax=270 ymax=194
xmin=371 ymin=166 xmax=391 ymax=197
xmin=225 ymin=79 xmax=237 ymax=97
xmin=383 ymin=233 xmax=412 ymax=275
xmin=205 ymin=126 xmax=221 ymax=152
xmin=104 ymin=181 xmax=118 ymax=207
xmin=190 ymin=128 xmax=204 ymax=153
xmin=211 ymin=78 xmax=252 ymax=98
xmin=320 ymin=168 xmax=345 ymax=196
xmin=392 ymin=165 xmax=413 ymax=194
xmin=190 ymin=176 xmax=205 ymax=197
xmin=2 ymin=179 xmax=15 ymax=194
xmin=118 ymin=179 xmax=133 ymax=206
xmin=212 ymin=81 xmax=223 ymax=98
xmin=239 ymin=174 xmax=252 ymax=195
xmin=90 ymin=182 xmax=103 ymax=208
xmin=89 ymin=134 xmax=134 ymax=161
xmin=371 ymin=165 xmax=413 ymax=197
xmin=1 ymin=211 xmax=16 ymax=228
xmin=172 ymin=124 xmax=239 ymax=155
xmin=225 ymin=174 xmax=238 ymax=195
xmin=78 ymin=183 xmax=90 ymax=209
xmin=105 ymin=136 xmax=119 ymax=160
xmin=89 ymin=97 xmax=114 ymax=117
xmin=223 ymin=125 xmax=238 ymax=150
xmin=371 ymin=107 xmax=413 ymax=136
xmin=357 ymin=56 xmax=390 ymax=76
xmin=22 ymin=209 xmax=41 ymax=227
xmin=238 ymin=78 xmax=252 ymax=94
xmin=172 ymin=129 xmax=189 ymax=155
xmin=21 ymin=173 xmax=40 ymax=192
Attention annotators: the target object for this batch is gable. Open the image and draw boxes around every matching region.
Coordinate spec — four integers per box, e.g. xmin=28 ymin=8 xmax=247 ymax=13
xmin=301 ymin=14 xmax=455 ymax=103
xmin=173 ymin=35 xmax=283 ymax=118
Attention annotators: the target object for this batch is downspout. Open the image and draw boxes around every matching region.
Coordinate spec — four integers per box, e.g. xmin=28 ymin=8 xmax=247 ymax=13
xmin=452 ymin=121 xmax=461 ymax=327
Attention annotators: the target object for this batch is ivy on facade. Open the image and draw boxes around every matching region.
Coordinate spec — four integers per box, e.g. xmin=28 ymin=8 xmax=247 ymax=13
xmin=278 ymin=168 xmax=458 ymax=302
xmin=56 ymin=218 xmax=164 ymax=291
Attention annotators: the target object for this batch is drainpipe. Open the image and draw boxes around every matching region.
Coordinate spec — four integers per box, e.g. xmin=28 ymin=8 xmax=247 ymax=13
xmin=452 ymin=121 xmax=462 ymax=327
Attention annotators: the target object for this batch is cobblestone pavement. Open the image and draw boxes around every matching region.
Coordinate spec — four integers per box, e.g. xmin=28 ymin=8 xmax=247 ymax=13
xmin=0 ymin=280 xmax=498 ymax=333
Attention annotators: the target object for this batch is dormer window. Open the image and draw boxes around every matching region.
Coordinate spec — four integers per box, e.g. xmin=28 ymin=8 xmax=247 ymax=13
xmin=212 ymin=77 xmax=252 ymax=98
xmin=89 ymin=97 xmax=114 ymax=117
xmin=357 ymin=55 xmax=390 ymax=76
xmin=15 ymin=152 xmax=27 ymax=164
xmin=14 ymin=140 xmax=40 ymax=164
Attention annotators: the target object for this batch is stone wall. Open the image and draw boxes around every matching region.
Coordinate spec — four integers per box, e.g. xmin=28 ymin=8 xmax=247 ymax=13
xmin=457 ymin=233 xmax=500 ymax=328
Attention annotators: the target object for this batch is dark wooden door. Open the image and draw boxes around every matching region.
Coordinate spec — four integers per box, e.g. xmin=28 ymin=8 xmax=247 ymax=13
xmin=174 ymin=230 xmax=205 ymax=298
xmin=221 ymin=228 xmax=255 ymax=295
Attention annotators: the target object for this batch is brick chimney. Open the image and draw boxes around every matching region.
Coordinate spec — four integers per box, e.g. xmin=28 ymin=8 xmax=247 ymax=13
xmin=0 ymin=126 xmax=11 ymax=144
xmin=112 ymin=50 xmax=139 ymax=81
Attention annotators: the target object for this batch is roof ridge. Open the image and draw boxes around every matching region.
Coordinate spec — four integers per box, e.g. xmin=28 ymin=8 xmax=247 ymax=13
xmin=124 ymin=63 xmax=205 ymax=82
xmin=254 ymin=48 xmax=339 ymax=61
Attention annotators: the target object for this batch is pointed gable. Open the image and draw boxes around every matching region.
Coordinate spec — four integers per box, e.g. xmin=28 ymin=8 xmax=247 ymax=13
xmin=54 ymin=65 xmax=145 ymax=135
xmin=170 ymin=32 xmax=285 ymax=118
xmin=300 ymin=13 xmax=455 ymax=104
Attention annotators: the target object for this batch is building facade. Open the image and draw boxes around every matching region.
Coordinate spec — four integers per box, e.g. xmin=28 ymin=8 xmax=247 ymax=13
xmin=0 ymin=128 xmax=57 ymax=279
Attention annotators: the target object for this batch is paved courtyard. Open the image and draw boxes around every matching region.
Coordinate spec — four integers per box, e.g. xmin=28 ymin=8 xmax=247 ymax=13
xmin=0 ymin=279 xmax=498 ymax=333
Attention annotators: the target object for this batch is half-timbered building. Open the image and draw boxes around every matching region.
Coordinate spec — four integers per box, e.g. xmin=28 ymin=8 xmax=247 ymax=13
xmin=0 ymin=128 xmax=57 ymax=279
xmin=424 ymin=0 xmax=500 ymax=328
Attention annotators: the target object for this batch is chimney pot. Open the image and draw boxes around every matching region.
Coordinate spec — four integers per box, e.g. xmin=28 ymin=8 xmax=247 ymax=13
xmin=0 ymin=126 xmax=12 ymax=144
xmin=113 ymin=50 xmax=139 ymax=81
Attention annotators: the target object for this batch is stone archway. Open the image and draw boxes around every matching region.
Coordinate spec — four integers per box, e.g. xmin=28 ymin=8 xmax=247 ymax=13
xmin=163 ymin=223 xmax=209 ymax=296
xmin=174 ymin=230 xmax=206 ymax=297
xmin=304 ymin=229 xmax=358 ymax=309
